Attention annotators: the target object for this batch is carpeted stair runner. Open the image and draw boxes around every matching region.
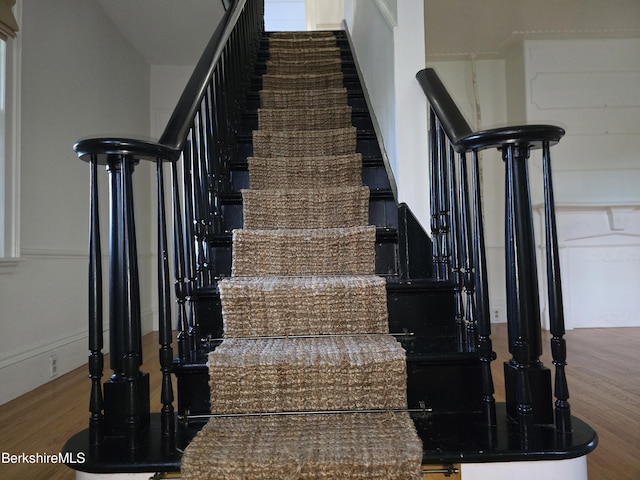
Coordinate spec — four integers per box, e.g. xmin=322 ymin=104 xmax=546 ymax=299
xmin=219 ymin=275 xmax=388 ymax=337
xmin=231 ymin=225 xmax=376 ymax=276
xmin=242 ymin=186 xmax=370 ymax=229
xmin=208 ymin=335 xmax=408 ymax=414
xmin=248 ymin=153 xmax=362 ymax=189
xmin=182 ymin=412 xmax=422 ymax=480
xmin=181 ymin=31 xmax=423 ymax=480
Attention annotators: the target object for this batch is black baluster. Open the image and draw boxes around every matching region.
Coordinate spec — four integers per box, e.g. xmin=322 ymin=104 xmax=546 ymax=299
xmin=204 ymin=83 xmax=224 ymax=235
xmin=542 ymin=141 xmax=572 ymax=433
xmin=448 ymin=144 xmax=465 ymax=351
xmin=88 ymin=155 xmax=104 ymax=446
xmin=429 ymin=109 xmax=441 ymax=279
xmin=120 ymin=156 xmax=144 ymax=450
xmin=183 ymin=136 xmax=200 ymax=360
xmin=471 ymin=149 xmax=496 ymax=426
xmin=107 ymin=158 xmax=125 ymax=377
xmin=458 ymin=151 xmax=477 ymax=352
xmin=156 ymin=160 xmax=175 ymax=439
xmin=173 ymin=159 xmax=190 ymax=362
xmin=436 ymin=122 xmax=450 ymax=280
xmin=192 ymin=117 xmax=209 ymax=290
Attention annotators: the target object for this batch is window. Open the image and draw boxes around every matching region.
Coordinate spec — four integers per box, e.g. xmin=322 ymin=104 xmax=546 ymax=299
xmin=0 ymin=0 xmax=19 ymax=272
xmin=1 ymin=38 xmax=7 ymax=257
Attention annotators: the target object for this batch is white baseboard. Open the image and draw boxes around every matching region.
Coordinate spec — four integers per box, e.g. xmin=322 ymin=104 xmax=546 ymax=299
xmin=0 ymin=309 xmax=156 ymax=406
xmin=0 ymin=331 xmax=88 ymax=405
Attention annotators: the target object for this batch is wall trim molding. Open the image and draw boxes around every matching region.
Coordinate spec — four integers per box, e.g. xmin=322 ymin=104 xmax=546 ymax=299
xmin=0 ymin=256 xmax=22 ymax=274
xmin=0 ymin=328 xmax=91 ymax=370
xmin=21 ymin=248 xmax=88 ymax=259
xmin=373 ymin=0 xmax=396 ymax=28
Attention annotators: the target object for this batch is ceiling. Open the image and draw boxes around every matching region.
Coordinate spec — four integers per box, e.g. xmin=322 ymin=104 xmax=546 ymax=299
xmin=96 ymin=0 xmax=640 ymax=65
xmin=96 ymin=0 xmax=227 ymax=65
xmin=425 ymin=0 xmax=640 ymax=59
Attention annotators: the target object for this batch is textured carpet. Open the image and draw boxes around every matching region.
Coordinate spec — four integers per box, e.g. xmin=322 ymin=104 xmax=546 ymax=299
xmin=181 ymin=30 xmax=423 ymax=480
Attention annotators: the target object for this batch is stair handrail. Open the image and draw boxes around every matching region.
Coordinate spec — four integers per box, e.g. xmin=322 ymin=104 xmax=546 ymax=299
xmin=417 ymin=67 xmax=572 ymax=435
xmin=72 ymin=0 xmax=264 ymax=452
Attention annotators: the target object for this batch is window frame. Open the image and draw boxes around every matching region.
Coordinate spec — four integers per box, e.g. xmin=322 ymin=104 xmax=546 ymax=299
xmin=0 ymin=0 xmax=21 ymax=274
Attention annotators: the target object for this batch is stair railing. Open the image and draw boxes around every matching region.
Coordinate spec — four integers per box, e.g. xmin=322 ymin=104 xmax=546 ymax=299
xmin=417 ymin=68 xmax=571 ymax=435
xmin=73 ymin=0 xmax=263 ymax=450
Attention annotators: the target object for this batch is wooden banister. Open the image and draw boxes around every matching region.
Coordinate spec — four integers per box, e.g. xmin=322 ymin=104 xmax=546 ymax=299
xmin=417 ymin=67 xmax=571 ymax=433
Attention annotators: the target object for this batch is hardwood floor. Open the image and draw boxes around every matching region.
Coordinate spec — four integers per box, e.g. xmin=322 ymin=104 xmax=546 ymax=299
xmin=1 ymin=325 xmax=638 ymax=479
xmin=490 ymin=324 xmax=640 ymax=480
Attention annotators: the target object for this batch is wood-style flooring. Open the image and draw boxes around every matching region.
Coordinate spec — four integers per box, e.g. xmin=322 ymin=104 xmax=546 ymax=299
xmin=0 ymin=324 xmax=638 ymax=479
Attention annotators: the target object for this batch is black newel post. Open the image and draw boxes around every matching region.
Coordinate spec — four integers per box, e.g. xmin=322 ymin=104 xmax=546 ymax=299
xmin=502 ymin=144 xmax=552 ymax=432
xmin=103 ymin=156 xmax=150 ymax=448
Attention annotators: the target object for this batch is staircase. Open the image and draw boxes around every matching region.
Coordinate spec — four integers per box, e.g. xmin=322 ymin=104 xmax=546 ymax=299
xmin=179 ymin=31 xmax=423 ymax=478
xmin=175 ymin=30 xmax=481 ymax=431
xmin=63 ymin=0 xmax=597 ymax=477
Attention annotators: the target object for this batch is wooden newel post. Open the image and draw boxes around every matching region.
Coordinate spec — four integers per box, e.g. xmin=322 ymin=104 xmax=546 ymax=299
xmin=102 ymin=155 xmax=150 ymax=449
xmin=502 ymin=143 xmax=553 ymax=431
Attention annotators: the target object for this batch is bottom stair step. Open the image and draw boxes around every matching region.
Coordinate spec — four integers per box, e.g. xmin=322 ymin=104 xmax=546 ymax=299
xmin=180 ymin=411 xmax=423 ymax=480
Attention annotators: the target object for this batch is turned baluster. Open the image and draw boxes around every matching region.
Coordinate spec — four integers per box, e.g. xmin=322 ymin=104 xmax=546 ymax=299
xmin=448 ymin=145 xmax=466 ymax=350
xmin=118 ymin=156 xmax=144 ymax=450
xmin=156 ymin=160 xmax=175 ymax=439
xmin=471 ymin=149 xmax=496 ymax=426
xmin=88 ymin=155 xmax=104 ymax=446
xmin=542 ymin=141 xmax=572 ymax=433
xmin=429 ymin=109 xmax=441 ymax=278
xmin=457 ymin=151 xmax=477 ymax=352
xmin=436 ymin=124 xmax=451 ymax=281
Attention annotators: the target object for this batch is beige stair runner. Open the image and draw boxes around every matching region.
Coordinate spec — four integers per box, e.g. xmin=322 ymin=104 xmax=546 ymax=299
xmin=181 ymin=31 xmax=423 ymax=480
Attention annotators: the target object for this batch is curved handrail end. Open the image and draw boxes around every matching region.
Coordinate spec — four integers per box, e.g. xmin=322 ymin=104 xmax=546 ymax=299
xmin=73 ymin=137 xmax=181 ymax=164
xmin=458 ymin=124 xmax=565 ymax=153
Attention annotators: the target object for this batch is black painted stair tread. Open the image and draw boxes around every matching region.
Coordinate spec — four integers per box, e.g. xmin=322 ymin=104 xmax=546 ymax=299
xmin=242 ymin=186 xmax=369 ymax=229
xmin=219 ymin=275 xmax=388 ymax=337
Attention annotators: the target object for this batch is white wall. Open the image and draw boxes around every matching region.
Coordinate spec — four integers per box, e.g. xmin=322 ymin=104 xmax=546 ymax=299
xmin=306 ymin=0 xmax=343 ymax=31
xmin=0 ymin=0 xmax=151 ymax=404
xmin=344 ymin=0 xmax=429 ymax=229
xmin=508 ymin=38 xmax=640 ymax=328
